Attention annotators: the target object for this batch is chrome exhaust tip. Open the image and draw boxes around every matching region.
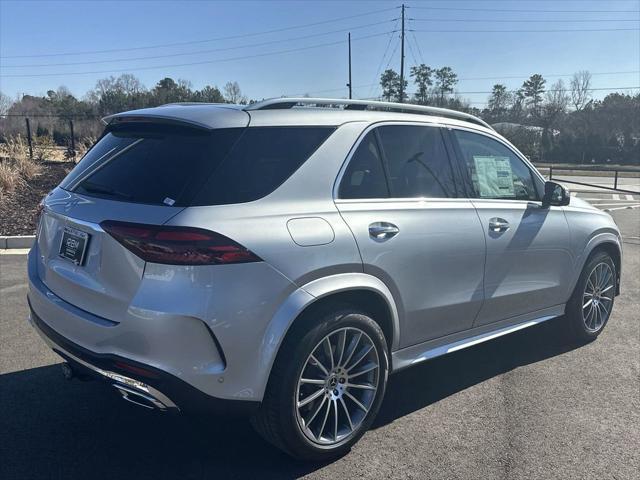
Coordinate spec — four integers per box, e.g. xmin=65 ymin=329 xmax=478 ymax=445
xmin=113 ymin=384 xmax=171 ymax=411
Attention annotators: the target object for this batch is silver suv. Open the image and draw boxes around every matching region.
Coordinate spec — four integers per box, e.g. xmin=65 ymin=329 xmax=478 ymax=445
xmin=28 ymin=98 xmax=622 ymax=460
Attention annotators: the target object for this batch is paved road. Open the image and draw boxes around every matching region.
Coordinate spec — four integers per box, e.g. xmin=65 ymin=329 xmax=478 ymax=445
xmin=1 ymin=210 xmax=638 ymax=480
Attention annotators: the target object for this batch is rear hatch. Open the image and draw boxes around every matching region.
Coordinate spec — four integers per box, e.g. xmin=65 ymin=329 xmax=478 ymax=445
xmin=36 ymin=117 xmax=247 ymax=323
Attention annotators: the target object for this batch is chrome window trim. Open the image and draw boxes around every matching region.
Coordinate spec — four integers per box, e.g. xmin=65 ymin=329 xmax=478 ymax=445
xmin=334 ymin=197 xmax=475 ymax=205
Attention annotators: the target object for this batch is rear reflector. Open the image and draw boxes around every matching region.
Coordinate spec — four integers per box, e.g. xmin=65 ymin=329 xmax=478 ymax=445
xmin=101 ymin=220 xmax=262 ymax=265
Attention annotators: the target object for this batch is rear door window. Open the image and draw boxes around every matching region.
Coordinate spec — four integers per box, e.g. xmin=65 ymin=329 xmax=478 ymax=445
xmin=192 ymin=126 xmax=334 ymax=205
xmin=65 ymin=124 xmax=242 ymax=206
xmin=376 ymin=125 xmax=458 ymax=198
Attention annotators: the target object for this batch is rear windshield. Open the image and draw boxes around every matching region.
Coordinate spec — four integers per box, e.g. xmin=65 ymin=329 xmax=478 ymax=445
xmin=61 ymin=124 xmax=333 ymax=206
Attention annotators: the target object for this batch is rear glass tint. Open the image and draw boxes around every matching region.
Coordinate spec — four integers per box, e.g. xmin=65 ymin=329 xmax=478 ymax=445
xmin=62 ymin=124 xmax=242 ymax=206
xmin=192 ymin=126 xmax=334 ymax=206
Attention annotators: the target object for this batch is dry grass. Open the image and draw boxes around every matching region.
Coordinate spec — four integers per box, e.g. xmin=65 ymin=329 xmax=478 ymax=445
xmin=0 ymin=134 xmax=30 ymax=161
xmin=0 ymin=135 xmax=43 ymax=200
xmin=0 ymin=162 xmax=24 ymax=200
xmin=15 ymin=156 xmax=42 ymax=180
xmin=75 ymin=136 xmax=97 ymax=159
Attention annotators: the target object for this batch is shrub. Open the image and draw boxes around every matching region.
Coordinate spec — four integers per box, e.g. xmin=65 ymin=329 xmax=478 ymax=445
xmin=33 ymin=135 xmax=57 ymax=162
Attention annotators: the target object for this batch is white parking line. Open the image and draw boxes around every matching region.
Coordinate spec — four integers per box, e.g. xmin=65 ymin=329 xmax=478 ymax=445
xmin=625 ymin=194 xmax=635 ymax=201
xmin=604 ymin=204 xmax=640 ymax=212
xmin=612 ymin=194 xmax=620 ymax=200
xmin=578 ymin=198 xmax=625 ymax=201
xmin=590 ymin=203 xmax=639 ymax=207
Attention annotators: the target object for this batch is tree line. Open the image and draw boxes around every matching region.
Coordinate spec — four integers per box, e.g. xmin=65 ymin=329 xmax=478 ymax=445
xmin=379 ymin=66 xmax=639 ymax=165
xmin=0 ymin=75 xmax=247 ymax=145
xmin=1 ymin=69 xmax=638 ymax=165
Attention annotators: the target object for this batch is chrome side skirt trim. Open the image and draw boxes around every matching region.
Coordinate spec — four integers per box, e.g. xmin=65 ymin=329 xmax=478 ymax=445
xmin=392 ymin=306 xmax=563 ymax=371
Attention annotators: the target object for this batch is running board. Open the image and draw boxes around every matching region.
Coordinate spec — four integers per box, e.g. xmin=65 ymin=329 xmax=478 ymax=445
xmin=391 ymin=308 xmax=562 ymax=372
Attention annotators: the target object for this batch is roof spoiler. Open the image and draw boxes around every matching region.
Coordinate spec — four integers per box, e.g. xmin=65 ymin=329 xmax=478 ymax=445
xmin=101 ymin=113 xmax=211 ymax=130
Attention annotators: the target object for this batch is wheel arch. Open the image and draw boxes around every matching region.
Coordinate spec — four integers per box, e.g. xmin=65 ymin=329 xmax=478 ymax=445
xmin=256 ymin=273 xmax=401 ymax=400
xmin=587 ymin=241 xmax=622 ymax=295
xmin=570 ymin=232 xmax=622 ymax=298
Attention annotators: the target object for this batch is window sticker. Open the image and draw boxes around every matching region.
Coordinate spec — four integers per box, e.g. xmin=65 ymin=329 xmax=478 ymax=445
xmin=472 ymin=156 xmax=514 ymax=198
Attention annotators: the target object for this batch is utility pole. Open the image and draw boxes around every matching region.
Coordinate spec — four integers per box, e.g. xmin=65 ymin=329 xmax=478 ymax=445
xmin=347 ymin=32 xmax=352 ymax=99
xmin=399 ymin=4 xmax=405 ymax=103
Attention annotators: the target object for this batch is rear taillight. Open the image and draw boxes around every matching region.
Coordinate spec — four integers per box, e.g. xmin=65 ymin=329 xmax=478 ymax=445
xmin=100 ymin=220 xmax=261 ymax=266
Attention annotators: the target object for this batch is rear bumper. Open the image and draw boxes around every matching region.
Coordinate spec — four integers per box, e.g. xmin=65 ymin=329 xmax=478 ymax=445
xmin=28 ymin=304 xmax=259 ymax=416
xmin=26 ymin=244 xmax=263 ymax=415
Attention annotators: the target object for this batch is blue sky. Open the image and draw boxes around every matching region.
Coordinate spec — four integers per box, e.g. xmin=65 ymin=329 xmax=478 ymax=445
xmin=1 ymin=0 xmax=638 ymax=106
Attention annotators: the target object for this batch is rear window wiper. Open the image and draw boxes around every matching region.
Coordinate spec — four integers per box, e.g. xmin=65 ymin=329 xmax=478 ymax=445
xmin=78 ymin=181 xmax=132 ymax=200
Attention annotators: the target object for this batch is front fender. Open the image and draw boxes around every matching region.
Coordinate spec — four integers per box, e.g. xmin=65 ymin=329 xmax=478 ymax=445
xmin=567 ymin=231 xmax=622 ymax=300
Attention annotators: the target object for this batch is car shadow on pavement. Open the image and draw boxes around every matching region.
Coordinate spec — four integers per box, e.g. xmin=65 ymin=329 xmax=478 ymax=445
xmin=374 ymin=316 xmax=578 ymax=427
xmin=0 ymin=317 xmax=579 ymax=480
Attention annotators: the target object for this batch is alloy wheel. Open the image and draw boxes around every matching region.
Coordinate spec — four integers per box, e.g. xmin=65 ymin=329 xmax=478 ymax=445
xmin=295 ymin=327 xmax=380 ymax=446
xmin=582 ymin=262 xmax=615 ymax=333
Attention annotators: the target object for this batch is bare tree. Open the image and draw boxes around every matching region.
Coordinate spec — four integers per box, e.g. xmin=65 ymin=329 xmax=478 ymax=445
xmin=570 ymin=70 xmax=592 ymax=111
xmin=0 ymin=91 xmax=12 ymax=117
xmin=223 ymin=81 xmax=246 ymax=104
xmin=539 ymin=79 xmax=570 ymax=159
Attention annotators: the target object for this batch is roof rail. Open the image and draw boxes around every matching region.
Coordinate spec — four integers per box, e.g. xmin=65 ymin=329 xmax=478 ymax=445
xmin=244 ymin=97 xmax=493 ymax=131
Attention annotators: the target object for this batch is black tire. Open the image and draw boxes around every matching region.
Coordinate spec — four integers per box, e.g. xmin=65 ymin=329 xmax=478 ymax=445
xmin=251 ymin=307 xmax=389 ymax=461
xmin=565 ymin=250 xmax=616 ymax=343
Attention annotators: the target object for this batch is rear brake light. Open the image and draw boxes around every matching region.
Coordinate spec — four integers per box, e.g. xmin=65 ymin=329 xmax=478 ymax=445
xmin=100 ymin=220 xmax=262 ymax=265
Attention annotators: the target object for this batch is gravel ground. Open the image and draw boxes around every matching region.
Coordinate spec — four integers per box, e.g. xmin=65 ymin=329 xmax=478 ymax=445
xmin=0 ymin=209 xmax=638 ymax=480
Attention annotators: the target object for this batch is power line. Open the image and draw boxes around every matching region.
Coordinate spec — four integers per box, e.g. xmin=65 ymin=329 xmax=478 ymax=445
xmin=368 ymin=19 xmax=401 ymax=98
xmin=0 ymin=31 xmax=394 ymax=78
xmin=299 ymin=71 xmax=640 ymax=97
xmin=384 ymin=36 xmax=401 ymax=73
xmin=362 ymin=86 xmax=639 ymax=102
xmin=405 ymin=33 xmax=420 ymax=68
xmin=3 ymin=20 xmax=396 ymax=68
xmin=458 ymin=71 xmax=640 ymax=81
xmin=411 ymin=28 xmax=639 ymax=33
xmin=0 ymin=6 xmax=399 ymax=59
xmin=409 ymin=6 xmax=640 ymax=13
xmin=410 ymin=30 xmax=426 ymax=65
xmin=432 ymin=86 xmax=639 ymax=95
xmin=410 ymin=17 xmax=640 ymax=23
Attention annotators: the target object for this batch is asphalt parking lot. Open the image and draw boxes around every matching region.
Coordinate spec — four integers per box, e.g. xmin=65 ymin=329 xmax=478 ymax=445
xmin=1 ymin=208 xmax=638 ymax=480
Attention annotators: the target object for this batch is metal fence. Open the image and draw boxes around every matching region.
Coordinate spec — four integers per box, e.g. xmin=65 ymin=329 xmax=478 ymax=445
xmin=536 ymin=164 xmax=640 ymax=195
xmin=1 ymin=114 xmax=103 ymax=163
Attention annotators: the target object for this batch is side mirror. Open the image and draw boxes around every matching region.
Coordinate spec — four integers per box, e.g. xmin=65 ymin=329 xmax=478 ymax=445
xmin=542 ymin=181 xmax=570 ymax=208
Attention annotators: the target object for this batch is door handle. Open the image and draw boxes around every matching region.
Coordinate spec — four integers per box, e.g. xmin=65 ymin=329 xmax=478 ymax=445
xmin=369 ymin=222 xmax=400 ymax=240
xmin=488 ymin=217 xmax=510 ymax=233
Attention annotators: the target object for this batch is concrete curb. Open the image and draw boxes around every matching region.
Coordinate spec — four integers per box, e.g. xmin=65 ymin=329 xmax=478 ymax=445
xmin=0 ymin=235 xmax=35 ymax=249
